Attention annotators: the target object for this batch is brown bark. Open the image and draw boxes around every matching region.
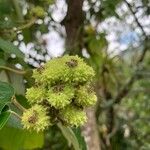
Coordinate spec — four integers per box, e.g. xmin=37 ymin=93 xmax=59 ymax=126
xmin=62 ymin=0 xmax=84 ymax=54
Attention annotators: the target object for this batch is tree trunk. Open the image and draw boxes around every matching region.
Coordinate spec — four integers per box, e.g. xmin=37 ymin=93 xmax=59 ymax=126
xmin=62 ymin=0 xmax=84 ymax=54
xmin=82 ymin=107 xmax=101 ymax=150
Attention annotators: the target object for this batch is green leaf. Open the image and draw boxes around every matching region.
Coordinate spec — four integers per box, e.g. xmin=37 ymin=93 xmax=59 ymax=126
xmin=0 ymin=111 xmax=10 ymax=129
xmin=0 ymin=81 xmax=14 ymax=113
xmin=0 ymin=104 xmax=10 ymax=130
xmin=73 ymin=128 xmax=87 ymax=150
xmin=0 ymin=126 xmax=44 ymax=150
xmin=0 ymin=0 xmax=13 ymax=15
xmin=58 ymin=123 xmax=81 ymax=150
xmin=0 ymin=38 xmax=24 ymax=59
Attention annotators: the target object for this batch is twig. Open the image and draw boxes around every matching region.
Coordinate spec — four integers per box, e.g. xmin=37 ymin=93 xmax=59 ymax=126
xmin=4 ymin=17 xmax=37 ymax=34
xmin=114 ymin=39 xmax=149 ymax=104
xmin=12 ymin=96 xmax=26 ymax=112
xmin=0 ymin=66 xmax=26 ymax=75
xmin=17 ymin=17 xmax=36 ymax=31
xmin=113 ymin=1 xmax=150 ymax=104
xmin=124 ymin=0 xmax=147 ymax=38
xmin=9 ymin=110 xmax=22 ymax=119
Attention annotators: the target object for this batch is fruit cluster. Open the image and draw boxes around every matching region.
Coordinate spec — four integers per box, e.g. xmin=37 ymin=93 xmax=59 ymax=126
xmin=22 ymin=55 xmax=97 ymax=132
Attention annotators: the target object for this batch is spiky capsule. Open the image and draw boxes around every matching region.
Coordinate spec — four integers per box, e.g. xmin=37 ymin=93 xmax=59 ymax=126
xmin=24 ymin=55 xmax=97 ymax=130
xmin=46 ymin=84 xmax=75 ymax=109
xmin=21 ymin=105 xmax=50 ymax=132
xmin=33 ymin=55 xmax=95 ymax=85
xmin=75 ymin=85 xmax=97 ymax=107
xmin=60 ymin=106 xmax=87 ymax=127
xmin=26 ymin=86 xmax=46 ymax=104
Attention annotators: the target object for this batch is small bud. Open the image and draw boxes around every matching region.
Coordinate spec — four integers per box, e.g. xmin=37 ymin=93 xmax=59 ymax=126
xmin=66 ymin=59 xmax=78 ymax=68
xmin=52 ymin=84 xmax=64 ymax=93
xmin=30 ymin=6 xmax=46 ymax=18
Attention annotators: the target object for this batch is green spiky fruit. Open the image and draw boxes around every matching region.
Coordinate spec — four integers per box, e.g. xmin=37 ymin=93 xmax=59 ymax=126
xmin=60 ymin=106 xmax=87 ymax=127
xmin=33 ymin=58 xmax=70 ymax=85
xmin=67 ymin=56 xmax=95 ymax=83
xmin=26 ymin=86 xmax=46 ymax=104
xmin=33 ymin=55 xmax=95 ymax=85
xmin=24 ymin=55 xmax=97 ymax=130
xmin=21 ymin=105 xmax=50 ymax=132
xmin=75 ymin=85 xmax=97 ymax=107
xmin=46 ymin=84 xmax=75 ymax=109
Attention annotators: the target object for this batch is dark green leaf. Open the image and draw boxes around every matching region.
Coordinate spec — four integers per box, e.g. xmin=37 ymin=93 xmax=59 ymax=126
xmin=0 ymin=111 xmax=10 ymax=129
xmin=0 ymin=38 xmax=24 ymax=59
xmin=73 ymin=127 xmax=87 ymax=150
xmin=58 ymin=123 xmax=81 ymax=150
xmin=0 ymin=81 xmax=14 ymax=113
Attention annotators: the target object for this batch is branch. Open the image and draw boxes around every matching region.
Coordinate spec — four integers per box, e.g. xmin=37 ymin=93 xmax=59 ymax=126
xmin=124 ymin=0 xmax=147 ymax=38
xmin=0 ymin=66 xmax=26 ymax=75
xmin=114 ymin=0 xmax=150 ymax=104
xmin=9 ymin=110 xmax=21 ymax=119
xmin=114 ymin=39 xmax=149 ymax=104
xmin=12 ymin=96 xmax=26 ymax=112
xmin=17 ymin=17 xmax=36 ymax=31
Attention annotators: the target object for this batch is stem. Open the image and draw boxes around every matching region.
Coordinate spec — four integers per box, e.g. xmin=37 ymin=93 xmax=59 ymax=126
xmin=11 ymin=0 xmax=24 ymax=21
xmin=12 ymin=97 xmax=26 ymax=112
xmin=17 ymin=17 xmax=37 ymax=31
xmin=0 ymin=66 xmax=26 ymax=75
xmin=9 ymin=110 xmax=22 ymax=120
xmin=124 ymin=0 xmax=147 ymax=38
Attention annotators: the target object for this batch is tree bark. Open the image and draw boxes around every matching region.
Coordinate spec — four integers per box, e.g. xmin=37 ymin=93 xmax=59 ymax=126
xmin=62 ymin=0 xmax=84 ymax=54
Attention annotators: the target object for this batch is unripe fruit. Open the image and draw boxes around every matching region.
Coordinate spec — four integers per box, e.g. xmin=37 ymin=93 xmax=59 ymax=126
xmin=33 ymin=55 xmax=95 ymax=85
xmin=75 ymin=85 xmax=97 ymax=107
xmin=24 ymin=55 xmax=97 ymax=131
xmin=21 ymin=105 xmax=50 ymax=132
xmin=46 ymin=84 xmax=75 ymax=109
xmin=60 ymin=106 xmax=87 ymax=127
xmin=26 ymin=86 xmax=46 ymax=104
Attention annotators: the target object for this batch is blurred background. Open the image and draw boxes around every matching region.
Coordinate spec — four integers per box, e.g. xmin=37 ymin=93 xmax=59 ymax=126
xmin=0 ymin=0 xmax=150 ymax=149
